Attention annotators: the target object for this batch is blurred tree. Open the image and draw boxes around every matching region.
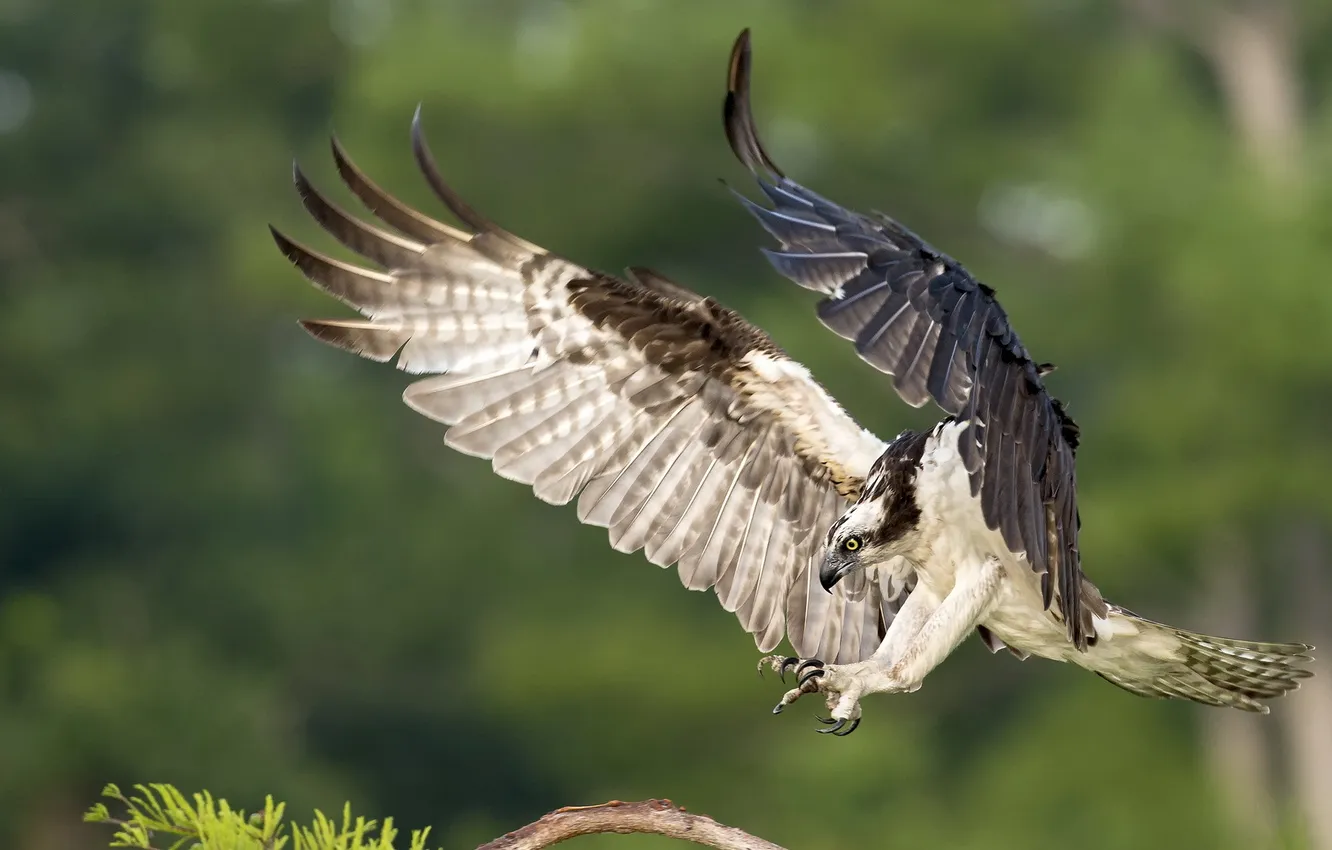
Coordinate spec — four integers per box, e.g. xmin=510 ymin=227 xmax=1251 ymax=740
xmin=1122 ymin=3 xmax=1331 ymax=847
xmin=1 ymin=0 xmax=361 ymax=845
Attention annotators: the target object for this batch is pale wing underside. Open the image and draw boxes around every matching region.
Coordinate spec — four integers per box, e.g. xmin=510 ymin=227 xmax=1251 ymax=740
xmin=274 ymin=111 xmax=900 ymax=663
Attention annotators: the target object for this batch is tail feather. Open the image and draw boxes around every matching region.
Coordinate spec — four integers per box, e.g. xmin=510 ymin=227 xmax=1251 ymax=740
xmin=1093 ymin=608 xmax=1314 ymax=713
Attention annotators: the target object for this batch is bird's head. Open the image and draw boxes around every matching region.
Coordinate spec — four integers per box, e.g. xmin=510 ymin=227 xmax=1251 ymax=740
xmin=819 ymin=502 xmax=894 ymax=591
xmin=820 ymin=475 xmax=923 ymax=592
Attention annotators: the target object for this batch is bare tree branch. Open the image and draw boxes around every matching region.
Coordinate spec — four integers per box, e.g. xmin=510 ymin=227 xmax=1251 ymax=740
xmin=475 ymin=800 xmax=788 ymax=850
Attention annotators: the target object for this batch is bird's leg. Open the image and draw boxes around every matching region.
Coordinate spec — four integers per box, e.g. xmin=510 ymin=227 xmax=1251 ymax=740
xmin=764 ymin=557 xmax=1004 ymax=734
xmin=862 ymin=556 xmax=1004 ymax=692
xmin=869 ymin=582 xmax=940 ymax=666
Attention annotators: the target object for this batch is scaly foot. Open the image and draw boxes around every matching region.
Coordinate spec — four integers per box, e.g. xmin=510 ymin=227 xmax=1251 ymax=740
xmin=758 ymin=655 xmax=881 ymax=735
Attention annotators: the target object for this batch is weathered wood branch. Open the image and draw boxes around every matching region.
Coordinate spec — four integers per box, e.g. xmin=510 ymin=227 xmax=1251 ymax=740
xmin=475 ymin=800 xmax=787 ymax=850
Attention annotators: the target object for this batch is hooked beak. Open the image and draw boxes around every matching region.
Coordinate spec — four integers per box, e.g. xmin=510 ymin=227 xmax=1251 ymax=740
xmin=819 ymin=558 xmax=851 ymax=592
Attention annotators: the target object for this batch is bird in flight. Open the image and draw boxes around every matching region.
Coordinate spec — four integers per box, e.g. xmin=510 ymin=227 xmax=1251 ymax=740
xmin=272 ymin=29 xmax=1313 ymax=735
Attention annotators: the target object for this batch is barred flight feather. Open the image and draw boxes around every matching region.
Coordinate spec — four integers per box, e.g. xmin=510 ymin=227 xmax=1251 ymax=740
xmin=275 ymin=108 xmax=891 ymax=663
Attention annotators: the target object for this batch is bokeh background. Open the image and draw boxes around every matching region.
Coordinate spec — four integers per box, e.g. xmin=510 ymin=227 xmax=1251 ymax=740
xmin=4 ymin=1 xmax=1332 ymax=848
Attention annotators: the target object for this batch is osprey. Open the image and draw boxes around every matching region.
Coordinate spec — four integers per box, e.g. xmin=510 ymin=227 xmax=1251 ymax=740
xmin=273 ymin=29 xmax=1313 ymax=735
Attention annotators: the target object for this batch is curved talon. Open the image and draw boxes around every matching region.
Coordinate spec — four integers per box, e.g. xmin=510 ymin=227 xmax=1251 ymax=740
xmin=816 ymin=718 xmax=849 ymax=735
xmin=778 ymin=657 xmax=800 ymax=683
xmin=795 ymin=659 xmax=825 ymax=676
xmin=814 ymin=714 xmax=837 ymax=725
xmin=772 ymin=702 xmax=786 ymax=715
xmin=815 ymin=717 xmax=861 ymax=736
xmin=797 ymin=667 xmax=825 ymax=689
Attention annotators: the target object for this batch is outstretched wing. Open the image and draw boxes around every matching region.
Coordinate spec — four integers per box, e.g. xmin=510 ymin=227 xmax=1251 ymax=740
xmin=724 ymin=30 xmax=1096 ymax=649
xmin=273 ymin=110 xmax=903 ymax=664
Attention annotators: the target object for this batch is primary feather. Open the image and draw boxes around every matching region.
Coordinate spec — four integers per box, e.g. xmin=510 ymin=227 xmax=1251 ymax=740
xmin=275 ymin=108 xmax=903 ymax=663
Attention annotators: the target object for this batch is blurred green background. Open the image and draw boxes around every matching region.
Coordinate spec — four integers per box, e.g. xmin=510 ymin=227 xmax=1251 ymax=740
xmin=4 ymin=1 xmax=1332 ymax=848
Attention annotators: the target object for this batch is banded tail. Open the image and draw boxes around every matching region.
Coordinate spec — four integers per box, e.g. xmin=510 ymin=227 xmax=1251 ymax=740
xmin=1090 ymin=608 xmax=1314 ymax=713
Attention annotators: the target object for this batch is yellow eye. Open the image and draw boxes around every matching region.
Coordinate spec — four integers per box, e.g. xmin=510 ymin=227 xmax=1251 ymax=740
xmin=843 ymin=536 xmax=862 ymax=552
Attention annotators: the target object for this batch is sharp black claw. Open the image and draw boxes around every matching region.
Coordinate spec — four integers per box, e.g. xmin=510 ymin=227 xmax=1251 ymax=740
xmin=778 ymin=657 xmax=799 ymax=683
xmin=797 ymin=667 xmax=825 ymax=689
xmin=814 ymin=714 xmax=837 ymax=725
xmin=772 ymin=702 xmax=785 ymax=715
xmin=796 ymin=659 xmax=825 ymax=675
xmin=815 ymin=716 xmax=861 ymax=736
xmin=837 ymin=718 xmax=861 ymax=736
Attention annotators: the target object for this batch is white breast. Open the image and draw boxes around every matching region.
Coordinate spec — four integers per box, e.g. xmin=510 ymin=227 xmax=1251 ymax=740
xmin=910 ymin=421 xmax=1000 ymax=590
xmin=910 ymin=421 xmax=1080 ymax=662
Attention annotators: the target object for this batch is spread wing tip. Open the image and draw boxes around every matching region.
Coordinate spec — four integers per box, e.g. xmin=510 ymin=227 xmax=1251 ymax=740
xmin=726 ymin=28 xmax=752 ymax=95
xmin=298 ymin=318 xmax=407 ymax=363
xmin=724 ymin=28 xmax=783 ymax=180
xmin=409 ymin=105 xmax=490 ymax=235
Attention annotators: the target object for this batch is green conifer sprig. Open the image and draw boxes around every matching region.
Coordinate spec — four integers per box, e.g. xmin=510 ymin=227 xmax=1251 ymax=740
xmin=84 ymin=783 xmax=438 ymax=850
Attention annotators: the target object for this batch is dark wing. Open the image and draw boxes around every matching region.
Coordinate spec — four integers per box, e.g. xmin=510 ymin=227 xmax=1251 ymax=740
xmin=273 ymin=109 xmax=905 ymax=663
xmin=724 ymin=30 xmax=1095 ymax=649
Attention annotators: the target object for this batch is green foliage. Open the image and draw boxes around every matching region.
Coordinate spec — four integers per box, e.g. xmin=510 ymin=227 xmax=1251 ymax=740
xmin=84 ymin=784 xmax=436 ymax=850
